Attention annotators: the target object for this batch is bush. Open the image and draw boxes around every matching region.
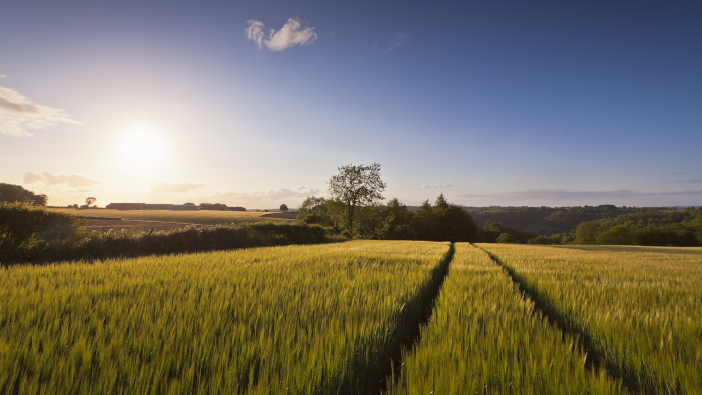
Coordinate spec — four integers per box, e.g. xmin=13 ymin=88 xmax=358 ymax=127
xmin=0 ymin=202 xmax=82 ymax=258
xmin=596 ymin=226 xmax=634 ymax=245
xmin=527 ymin=235 xmax=552 ymax=245
xmin=496 ymin=233 xmax=519 ymax=244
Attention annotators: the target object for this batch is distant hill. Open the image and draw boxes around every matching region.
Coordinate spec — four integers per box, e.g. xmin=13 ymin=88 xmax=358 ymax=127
xmin=462 ymin=205 xmax=697 ymax=235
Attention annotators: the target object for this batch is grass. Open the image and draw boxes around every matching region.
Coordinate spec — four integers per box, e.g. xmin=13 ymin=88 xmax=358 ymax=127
xmin=49 ymin=208 xmax=293 ymax=226
xmin=0 ymin=240 xmax=450 ymax=394
xmin=479 ymin=243 xmax=702 ymax=394
xmin=390 ymin=243 xmax=626 ymax=395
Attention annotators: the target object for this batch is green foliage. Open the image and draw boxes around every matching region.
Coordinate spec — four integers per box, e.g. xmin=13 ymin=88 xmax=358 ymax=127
xmin=527 ymin=233 xmax=576 ymax=245
xmin=482 ymin=244 xmax=702 ymax=394
xmin=576 ymin=221 xmax=603 ymax=244
xmin=199 ymin=202 xmax=229 ymax=211
xmin=328 ymin=162 xmax=386 ymax=229
xmin=496 ymin=232 xmax=519 ymax=244
xmin=391 ymin=244 xmax=624 ymax=394
xmin=0 ymin=183 xmax=47 ymax=206
xmin=0 ymin=202 xmax=82 ymax=255
xmin=410 ymin=194 xmax=480 ymax=242
xmin=482 ymin=220 xmax=534 ymax=243
xmin=596 ymin=226 xmax=634 ymax=245
xmin=0 ymin=241 xmax=450 ymax=394
xmin=1 ymin=203 xmax=328 ymax=264
xmin=279 ymin=203 xmax=288 ymax=212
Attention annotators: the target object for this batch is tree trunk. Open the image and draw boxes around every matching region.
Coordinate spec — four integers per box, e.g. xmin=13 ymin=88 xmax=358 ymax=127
xmin=348 ymin=203 xmax=355 ymax=230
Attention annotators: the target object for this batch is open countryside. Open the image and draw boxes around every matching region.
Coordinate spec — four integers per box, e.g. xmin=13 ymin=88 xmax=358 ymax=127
xmin=2 ymin=1 xmax=702 ymax=393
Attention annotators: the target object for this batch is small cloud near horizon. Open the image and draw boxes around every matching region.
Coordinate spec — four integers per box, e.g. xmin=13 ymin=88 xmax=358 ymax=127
xmin=456 ymin=188 xmax=702 ymax=200
xmin=212 ymin=186 xmax=324 ymax=204
xmin=0 ymin=74 xmax=7 ymax=79
xmin=422 ymin=183 xmax=453 ymax=189
xmin=23 ymin=171 xmax=100 ymax=188
xmin=149 ymin=182 xmax=206 ymax=193
xmin=1 ymin=85 xmax=79 ymax=136
xmin=246 ymin=18 xmax=317 ymax=51
xmin=664 ymin=178 xmax=702 ymax=184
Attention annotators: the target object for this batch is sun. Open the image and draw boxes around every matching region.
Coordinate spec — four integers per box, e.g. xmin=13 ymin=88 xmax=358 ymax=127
xmin=116 ymin=125 xmax=168 ymax=173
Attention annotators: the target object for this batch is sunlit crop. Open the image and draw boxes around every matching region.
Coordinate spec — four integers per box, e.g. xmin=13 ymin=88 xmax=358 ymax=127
xmin=0 ymin=240 xmax=449 ymax=394
xmin=390 ymin=243 xmax=626 ymax=394
xmin=479 ymin=244 xmax=702 ymax=394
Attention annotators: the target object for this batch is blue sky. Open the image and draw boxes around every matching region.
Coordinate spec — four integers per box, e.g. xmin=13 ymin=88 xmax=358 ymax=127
xmin=1 ymin=0 xmax=701 ymax=208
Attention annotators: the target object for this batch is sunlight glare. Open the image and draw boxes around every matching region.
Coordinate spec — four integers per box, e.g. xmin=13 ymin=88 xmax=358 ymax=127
xmin=116 ymin=125 xmax=168 ymax=173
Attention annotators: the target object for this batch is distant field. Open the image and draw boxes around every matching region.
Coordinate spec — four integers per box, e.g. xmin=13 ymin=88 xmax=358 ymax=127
xmin=50 ymin=208 xmax=295 ymax=225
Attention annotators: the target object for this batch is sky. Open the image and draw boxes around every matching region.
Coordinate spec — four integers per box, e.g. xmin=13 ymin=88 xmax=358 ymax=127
xmin=1 ymin=0 xmax=701 ymax=208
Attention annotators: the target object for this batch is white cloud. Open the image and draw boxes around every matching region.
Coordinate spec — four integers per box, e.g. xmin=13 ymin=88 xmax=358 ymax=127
xmin=422 ymin=183 xmax=453 ymax=189
xmin=246 ymin=18 xmax=317 ymax=51
xmin=23 ymin=171 xmax=100 ymax=188
xmin=246 ymin=20 xmax=265 ymax=48
xmin=0 ymin=74 xmax=7 ymax=79
xmin=0 ymin=86 xmax=79 ymax=136
xmin=149 ymin=182 xmax=206 ymax=193
xmin=386 ymin=33 xmax=410 ymax=52
xmin=456 ymin=188 xmax=702 ymax=200
xmin=213 ymin=186 xmax=323 ymax=203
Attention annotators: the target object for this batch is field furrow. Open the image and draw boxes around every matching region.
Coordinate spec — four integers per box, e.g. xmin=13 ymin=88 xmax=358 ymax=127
xmin=0 ymin=240 xmax=450 ymax=394
xmin=389 ymin=243 xmax=627 ymax=395
xmin=479 ymin=244 xmax=702 ymax=395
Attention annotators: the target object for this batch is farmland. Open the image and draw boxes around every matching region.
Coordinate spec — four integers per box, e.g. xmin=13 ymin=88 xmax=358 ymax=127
xmin=1 ymin=240 xmax=702 ymax=394
xmin=390 ymin=243 xmax=626 ymax=394
xmin=0 ymin=240 xmax=450 ymax=394
xmin=49 ymin=208 xmax=293 ymax=226
xmin=479 ymin=243 xmax=702 ymax=394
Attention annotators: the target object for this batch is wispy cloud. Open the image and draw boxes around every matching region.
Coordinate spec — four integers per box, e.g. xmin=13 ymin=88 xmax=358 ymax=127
xmin=246 ymin=18 xmax=317 ymax=51
xmin=23 ymin=171 xmax=100 ymax=188
xmin=665 ymin=179 xmax=702 ymax=184
xmin=0 ymin=74 xmax=6 ymax=79
xmin=422 ymin=183 xmax=453 ymax=189
xmin=386 ymin=33 xmax=410 ymax=52
xmin=456 ymin=188 xmax=702 ymax=200
xmin=214 ymin=186 xmax=323 ymax=202
xmin=149 ymin=182 xmax=206 ymax=193
xmin=1 ymin=86 xmax=79 ymax=136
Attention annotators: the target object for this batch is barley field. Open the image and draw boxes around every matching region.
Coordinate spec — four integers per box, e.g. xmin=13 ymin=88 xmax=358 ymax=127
xmin=390 ymin=243 xmax=626 ymax=394
xmin=3 ymin=240 xmax=701 ymax=394
xmin=49 ymin=208 xmax=293 ymax=226
xmin=479 ymin=243 xmax=702 ymax=394
xmin=0 ymin=241 xmax=450 ymax=394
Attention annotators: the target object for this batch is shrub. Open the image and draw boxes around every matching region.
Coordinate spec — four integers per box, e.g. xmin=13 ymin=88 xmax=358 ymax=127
xmin=0 ymin=203 xmax=330 ymax=265
xmin=496 ymin=233 xmax=519 ymax=244
xmin=596 ymin=226 xmax=634 ymax=245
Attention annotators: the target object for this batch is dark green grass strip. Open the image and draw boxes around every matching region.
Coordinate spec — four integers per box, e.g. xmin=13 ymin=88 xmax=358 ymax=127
xmin=474 ymin=245 xmax=642 ymax=395
xmin=319 ymin=243 xmax=455 ymax=394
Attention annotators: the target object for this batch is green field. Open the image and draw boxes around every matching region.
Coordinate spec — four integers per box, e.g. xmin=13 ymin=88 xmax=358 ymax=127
xmin=49 ymin=208 xmax=293 ymax=225
xmin=2 ymin=241 xmax=701 ymax=394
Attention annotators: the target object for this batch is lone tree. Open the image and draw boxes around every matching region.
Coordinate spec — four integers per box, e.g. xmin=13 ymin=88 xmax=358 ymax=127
xmin=85 ymin=197 xmax=96 ymax=207
xmin=279 ymin=204 xmax=288 ymax=213
xmin=329 ymin=162 xmax=386 ymax=230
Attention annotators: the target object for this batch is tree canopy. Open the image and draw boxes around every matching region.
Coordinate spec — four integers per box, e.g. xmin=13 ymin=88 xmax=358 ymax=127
xmin=0 ymin=183 xmax=47 ymax=206
xmin=328 ymin=163 xmax=386 ymax=230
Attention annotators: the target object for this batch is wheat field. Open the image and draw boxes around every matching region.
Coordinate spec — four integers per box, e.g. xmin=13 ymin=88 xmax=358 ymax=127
xmin=479 ymin=243 xmax=702 ymax=394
